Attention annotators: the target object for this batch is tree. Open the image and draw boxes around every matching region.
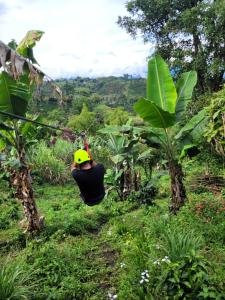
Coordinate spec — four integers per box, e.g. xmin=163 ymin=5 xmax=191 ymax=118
xmin=99 ymin=124 xmax=145 ymax=199
xmin=0 ymin=31 xmax=46 ymax=232
xmin=134 ymin=54 xmax=197 ymax=213
xmin=118 ymin=0 xmax=225 ymax=92
xmin=105 ymin=107 xmax=130 ymax=126
xmin=67 ymin=104 xmax=97 ymax=134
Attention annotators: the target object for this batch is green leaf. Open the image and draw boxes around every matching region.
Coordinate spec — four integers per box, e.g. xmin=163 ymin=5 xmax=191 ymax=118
xmin=0 ymin=71 xmax=31 ymax=118
xmin=176 ymin=71 xmax=197 ymax=120
xmin=134 ymin=98 xmax=175 ymax=128
xmin=16 ymin=30 xmax=44 ymax=64
xmin=98 ymin=126 xmax=121 ymax=134
xmin=111 ymin=154 xmax=125 ymax=164
xmin=175 ymin=109 xmax=207 ymax=140
xmin=0 ymin=138 xmax=6 ymax=151
xmin=0 ymin=122 xmax=13 ymax=130
xmin=179 ymin=144 xmax=197 ymax=160
xmin=147 ymin=54 xmax=177 ymax=113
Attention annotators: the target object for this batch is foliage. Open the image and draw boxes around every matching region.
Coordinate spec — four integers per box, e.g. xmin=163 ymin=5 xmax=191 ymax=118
xmin=190 ymin=193 xmax=225 ymax=225
xmin=134 ymin=54 xmax=197 ymax=212
xmin=51 ymin=138 xmax=74 ymax=165
xmin=204 ymin=86 xmax=225 ymax=157
xmin=105 ymin=107 xmax=130 ymax=126
xmin=0 ymin=263 xmax=34 ymax=300
xmin=129 ymin=181 xmax=158 ymax=205
xmin=31 ymin=141 xmax=69 ymax=184
xmin=161 ymin=229 xmax=203 ymax=262
xmin=67 ymin=104 xmax=98 ymax=134
xmin=118 ymin=0 xmax=225 ymax=92
xmin=154 ymin=255 xmax=219 ymax=300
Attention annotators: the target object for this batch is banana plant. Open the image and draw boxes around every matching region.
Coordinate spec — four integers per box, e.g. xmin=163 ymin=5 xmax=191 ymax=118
xmin=134 ymin=54 xmax=197 ymax=213
xmin=99 ymin=124 xmax=145 ymax=199
xmin=0 ymin=31 xmax=44 ymax=233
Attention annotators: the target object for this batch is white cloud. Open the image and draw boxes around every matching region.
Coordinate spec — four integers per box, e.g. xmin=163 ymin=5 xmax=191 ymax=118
xmin=0 ymin=0 xmax=154 ymax=78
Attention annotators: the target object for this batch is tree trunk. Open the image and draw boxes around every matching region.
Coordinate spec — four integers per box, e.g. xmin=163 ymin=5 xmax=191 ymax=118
xmin=168 ymin=159 xmax=187 ymax=214
xmin=12 ymin=147 xmax=43 ymax=233
xmin=123 ymin=162 xmax=132 ymax=198
xmin=134 ymin=170 xmax=141 ymax=191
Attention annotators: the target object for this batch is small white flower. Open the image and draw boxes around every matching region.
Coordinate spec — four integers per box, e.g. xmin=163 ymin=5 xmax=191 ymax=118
xmin=161 ymin=256 xmax=171 ymax=263
xmin=140 ymin=279 xmax=144 ymax=284
xmin=155 ymin=244 xmax=160 ymax=249
xmin=108 ymin=292 xmax=117 ymax=300
xmin=120 ymin=262 xmax=125 ymax=268
xmin=153 ymin=259 xmax=160 ymax=265
xmin=107 ymin=229 xmax=112 ymax=236
xmin=145 ymin=279 xmax=149 ymax=282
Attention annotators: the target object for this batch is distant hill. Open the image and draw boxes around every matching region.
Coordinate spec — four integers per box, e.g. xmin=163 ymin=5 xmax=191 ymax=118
xmin=31 ymin=76 xmax=146 ymax=115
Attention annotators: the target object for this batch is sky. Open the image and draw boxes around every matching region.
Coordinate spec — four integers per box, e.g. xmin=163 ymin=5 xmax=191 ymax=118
xmin=0 ymin=0 xmax=154 ymax=79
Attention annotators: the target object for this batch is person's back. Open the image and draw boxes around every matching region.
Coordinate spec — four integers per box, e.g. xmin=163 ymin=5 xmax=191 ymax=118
xmin=71 ymin=149 xmax=105 ymax=206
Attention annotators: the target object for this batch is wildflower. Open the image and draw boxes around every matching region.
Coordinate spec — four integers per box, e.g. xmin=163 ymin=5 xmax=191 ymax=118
xmin=155 ymin=243 xmax=160 ymax=249
xmin=161 ymin=256 xmax=171 ymax=263
xmin=120 ymin=262 xmax=125 ymax=268
xmin=107 ymin=229 xmax=112 ymax=236
xmin=153 ymin=259 xmax=160 ymax=265
xmin=140 ymin=270 xmax=149 ymax=285
xmin=108 ymin=292 xmax=118 ymax=299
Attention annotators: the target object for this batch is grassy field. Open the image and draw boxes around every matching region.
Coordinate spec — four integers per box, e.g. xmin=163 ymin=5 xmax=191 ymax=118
xmin=0 ymin=178 xmax=225 ymax=299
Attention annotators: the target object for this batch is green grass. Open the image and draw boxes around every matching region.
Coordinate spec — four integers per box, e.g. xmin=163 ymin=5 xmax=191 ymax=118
xmin=0 ymin=179 xmax=225 ymax=299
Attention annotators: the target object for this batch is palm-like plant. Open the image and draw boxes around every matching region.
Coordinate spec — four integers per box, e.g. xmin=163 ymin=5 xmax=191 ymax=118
xmin=0 ymin=31 xmax=44 ymax=232
xmin=134 ymin=54 xmax=197 ymax=213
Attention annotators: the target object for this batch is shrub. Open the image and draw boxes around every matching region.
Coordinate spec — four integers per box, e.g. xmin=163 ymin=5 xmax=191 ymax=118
xmin=52 ymin=139 xmax=74 ymax=165
xmin=129 ymin=181 xmax=158 ymax=205
xmin=190 ymin=193 xmax=225 ymax=224
xmin=153 ymin=255 xmax=220 ymax=299
xmin=31 ymin=141 xmax=69 ymax=184
xmin=161 ymin=229 xmax=203 ymax=262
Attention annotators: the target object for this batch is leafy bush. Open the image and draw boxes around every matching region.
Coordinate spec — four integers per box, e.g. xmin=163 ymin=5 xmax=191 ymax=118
xmin=190 ymin=193 xmax=225 ymax=224
xmin=129 ymin=181 xmax=158 ymax=205
xmin=52 ymin=138 xmax=74 ymax=165
xmin=161 ymin=229 xmax=203 ymax=262
xmin=153 ymin=255 xmax=220 ymax=299
xmin=31 ymin=141 xmax=69 ymax=184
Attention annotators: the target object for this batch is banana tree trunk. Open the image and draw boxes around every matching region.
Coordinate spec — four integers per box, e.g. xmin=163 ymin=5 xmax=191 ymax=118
xmin=168 ymin=159 xmax=186 ymax=213
xmin=134 ymin=170 xmax=141 ymax=191
xmin=123 ymin=162 xmax=132 ymax=198
xmin=13 ymin=146 xmax=42 ymax=233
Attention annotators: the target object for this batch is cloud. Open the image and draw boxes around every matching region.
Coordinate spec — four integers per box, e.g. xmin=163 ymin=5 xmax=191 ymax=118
xmin=0 ymin=2 xmax=8 ymax=16
xmin=0 ymin=0 xmax=155 ymax=78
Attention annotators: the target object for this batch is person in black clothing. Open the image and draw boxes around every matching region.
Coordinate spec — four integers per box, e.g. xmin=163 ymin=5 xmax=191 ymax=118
xmin=71 ymin=149 xmax=105 ymax=206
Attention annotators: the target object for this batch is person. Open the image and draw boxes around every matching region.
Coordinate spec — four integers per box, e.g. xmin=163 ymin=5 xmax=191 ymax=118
xmin=71 ymin=149 xmax=105 ymax=206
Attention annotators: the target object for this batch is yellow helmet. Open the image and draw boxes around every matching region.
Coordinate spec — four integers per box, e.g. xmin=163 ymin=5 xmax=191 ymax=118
xmin=74 ymin=149 xmax=90 ymax=164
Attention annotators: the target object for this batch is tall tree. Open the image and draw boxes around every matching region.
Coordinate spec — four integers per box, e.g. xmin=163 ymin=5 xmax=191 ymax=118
xmin=118 ymin=0 xmax=225 ymax=92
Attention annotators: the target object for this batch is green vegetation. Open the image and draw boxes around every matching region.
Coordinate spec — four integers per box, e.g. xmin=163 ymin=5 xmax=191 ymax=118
xmin=0 ymin=19 xmax=225 ymax=300
xmin=118 ymin=0 xmax=225 ymax=93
